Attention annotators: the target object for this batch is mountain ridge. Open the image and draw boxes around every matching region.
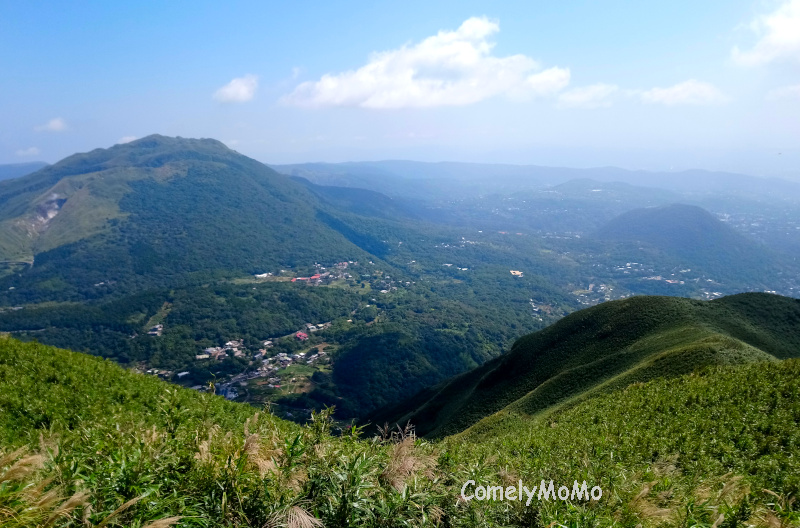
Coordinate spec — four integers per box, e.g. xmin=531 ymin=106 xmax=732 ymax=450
xmin=371 ymin=292 xmax=800 ymax=438
xmin=271 ymin=160 xmax=800 ymax=201
xmin=0 ymin=135 xmax=390 ymax=302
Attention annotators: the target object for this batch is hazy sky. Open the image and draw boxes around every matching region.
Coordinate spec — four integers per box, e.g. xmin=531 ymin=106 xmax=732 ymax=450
xmin=2 ymin=1 xmax=799 ymax=178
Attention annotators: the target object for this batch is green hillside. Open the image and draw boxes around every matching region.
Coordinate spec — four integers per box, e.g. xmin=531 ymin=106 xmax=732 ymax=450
xmin=373 ymin=292 xmax=800 ymax=438
xmin=593 ymin=203 xmax=782 ymax=284
xmin=2 ymin=336 xmax=800 ymax=527
xmin=0 ymin=135 xmax=383 ymax=302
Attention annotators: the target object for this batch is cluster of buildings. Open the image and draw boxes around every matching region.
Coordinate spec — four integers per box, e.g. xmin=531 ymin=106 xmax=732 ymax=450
xmin=254 ymin=261 xmax=357 ymax=286
xmin=196 ymin=339 xmax=245 ymax=360
xmin=305 ymin=321 xmax=332 ymax=333
xmin=256 ymin=348 xmax=328 ymax=389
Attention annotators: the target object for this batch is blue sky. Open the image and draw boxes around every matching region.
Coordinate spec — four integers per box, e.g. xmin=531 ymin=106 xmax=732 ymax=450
xmin=2 ymin=1 xmax=799 ymax=178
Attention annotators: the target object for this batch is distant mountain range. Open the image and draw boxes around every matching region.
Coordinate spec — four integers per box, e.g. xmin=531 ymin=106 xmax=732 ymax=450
xmin=0 ymin=161 xmax=48 ymax=182
xmin=372 ymin=292 xmax=800 ymax=438
xmin=272 ymin=160 xmax=800 ymax=202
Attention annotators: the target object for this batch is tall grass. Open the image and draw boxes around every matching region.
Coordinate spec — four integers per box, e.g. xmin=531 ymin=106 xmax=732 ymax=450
xmin=1 ymin=338 xmax=799 ymax=526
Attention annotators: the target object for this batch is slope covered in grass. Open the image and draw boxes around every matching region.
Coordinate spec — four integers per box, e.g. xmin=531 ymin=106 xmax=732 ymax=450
xmin=373 ymin=292 xmax=800 ymax=438
xmin=444 ymin=358 xmax=800 ymax=528
xmin=2 ymin=336 xmax=799 ymax=527
xmin=0 ymin=336 xmax=442 ymax=527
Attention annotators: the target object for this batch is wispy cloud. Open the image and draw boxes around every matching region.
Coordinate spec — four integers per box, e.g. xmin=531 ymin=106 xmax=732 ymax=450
xmin=118 ymin=136 xmax=137 ymax=144
xmin=214 ymin=74 xmax=259 ymax=103
xmin=767 ymin=84 xmax=800 ymax=100
xmin=282 ymin=17 xmax=570 ymax=108
xmin=639 ymin=80 xmax=729 ymax=105
xmin=732 ymin=0 xmax=800 ymax=66
xmin=16 ymin=147 xmax=40 ymax=157
xmin=34 ymin=117 xmax=67 ymax=132
xmin=558 ymin=83 xmax=618 ymax=108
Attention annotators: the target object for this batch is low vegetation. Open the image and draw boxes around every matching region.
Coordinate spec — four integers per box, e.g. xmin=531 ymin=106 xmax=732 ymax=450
xmin=2 ymin=334 xmax=799 ymax=527
xmin=375 ymin=292 xmax=800 ymax=438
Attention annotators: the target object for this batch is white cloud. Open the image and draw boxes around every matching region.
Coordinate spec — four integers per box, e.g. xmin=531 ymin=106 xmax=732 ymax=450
xmin=16 ymin=147 xmax=40 ymax=157
xmin=732 ymin=0 xmax=800 ymax=66
xmin=214 ymin=74 xmax=259 ymax=103
xmin=639 ymin=80 xmax=729 ymax=105
xmin=34 ymin=117 xmax=67 ymax=132
xmin=558 ymin=83 xmax=618 ymax=108
xmin=282 ymin=17 xmax=570 ymax=108
xmin=118 ymin=136 xmax=137 ymax=144
xmin=767 ymin=84 xmax=800 ymax=99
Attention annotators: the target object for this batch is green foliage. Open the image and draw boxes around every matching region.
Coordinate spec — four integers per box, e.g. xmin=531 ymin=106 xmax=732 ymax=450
xmin=0 ymin=265 xmax=563 ymax=419
xmin=2 ymin=336 xmax=800 ymax=527
xmin=0 ymin=135 xmax=378 ymax=303
xmin=593 ymin=203 xmax=783 ymax=285
xmin=376 ymin=292 xmax=800 ymax=438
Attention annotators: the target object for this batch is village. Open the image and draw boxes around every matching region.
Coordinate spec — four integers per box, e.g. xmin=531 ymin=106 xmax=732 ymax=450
xmin=185 ymin=318 xmax=335 ymax=399
xmin=135 ymin=258 xmax=415 ymax=397
xmin=133 ymin=247 xmax=797 ymax=408
xmin=252 ymin=260 xmax=356 ymax=286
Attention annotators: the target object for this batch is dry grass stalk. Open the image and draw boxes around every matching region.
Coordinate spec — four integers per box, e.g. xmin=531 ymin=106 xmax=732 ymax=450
xmin=82 ymin=502 xmax=94 ymax=527
xmin=629 ymin=482 xmax=673 ymax=521
xmin=751 ymin=490 xmax=796 ymax=528
xmin=428 ymin=504 xmax=444 ymax=524
xmin=33 ymin=488 xmax=62 ymax=512
xmin=0 ymin=447 xmax=28 ymax=470
xmin=42 ymin=490 xmax=91 ymax=528
xmin=286 ymin=468 xmax=308 ymax=492
xmin=753 ymin=510 xmax=782 ymax=528
xmin=651 ymin=455 xmax=679 ymax=477
xmin=25 ymin=475 xmax=56 ymax=503
xmin=381 ymin=437 xmax=434 ymax=491
xmin=95 ymin=494 xmax=144 ymax=527
xmin=142 ymin=425 xmax=164 ymax=447
xmin=1 ymin=453 xmax=45 ymax=483
xmin=498 ymin=467 xmax=519 ymax=488
xmin=718 ymin=475 xmax=748 ymax=504
xmin=377 ymin=421 xmax=416 ymax=443
xmin=142 ymin=516 xmax=183 ymax=528
xmin=244 ymin=411 xmax=260 ymax=436
xmin=195 ymin=424 xmax=221 ymax=465
xmin=285 ymin=505 xmax=324 ymax=528
xmin=243 ymin=432 xmax=281 ymax=477
xmin=38 ymin=433 xmax=59 ymax=459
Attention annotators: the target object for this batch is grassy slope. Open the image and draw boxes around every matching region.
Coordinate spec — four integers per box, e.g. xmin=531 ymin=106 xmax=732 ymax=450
xmin=444 ymin=359 xmax=800 ymax=527
xmin=2 ymin=336 xmax=800 ymax=527
xmin=0 ymin=335 xmax=261 ymax=447
xmin=373 ymin=293 xmax=800 ymax=438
